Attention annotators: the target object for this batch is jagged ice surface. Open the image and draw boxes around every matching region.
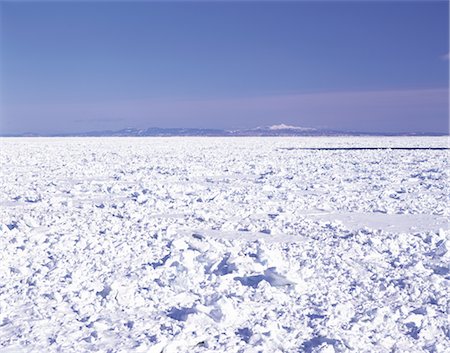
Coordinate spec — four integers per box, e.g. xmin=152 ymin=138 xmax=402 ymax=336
xmin=0 ymin=137 xmax=449 ymax=353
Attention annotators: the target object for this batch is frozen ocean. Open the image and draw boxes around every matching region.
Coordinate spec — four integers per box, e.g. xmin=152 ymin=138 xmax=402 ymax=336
xmin=0 ymin=136 xmax=449 ymax=352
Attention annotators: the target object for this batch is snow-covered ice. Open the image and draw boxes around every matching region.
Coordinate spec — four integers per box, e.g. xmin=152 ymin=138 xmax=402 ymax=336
xmin=0 ymin=136 xmax=449 ymax=352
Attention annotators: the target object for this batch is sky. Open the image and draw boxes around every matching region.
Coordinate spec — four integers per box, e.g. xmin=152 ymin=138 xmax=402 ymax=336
xmin=0 ymin=0 xmax=448 ymax=134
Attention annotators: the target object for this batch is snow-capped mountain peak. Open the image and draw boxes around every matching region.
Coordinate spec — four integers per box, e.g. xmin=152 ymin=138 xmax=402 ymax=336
xmin=267 ymin=124 xmax=316 ymax=131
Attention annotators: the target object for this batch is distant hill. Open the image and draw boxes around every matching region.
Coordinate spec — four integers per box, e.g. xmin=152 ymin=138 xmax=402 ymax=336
xmin=1 ymin=125 xmax=446 ymax=137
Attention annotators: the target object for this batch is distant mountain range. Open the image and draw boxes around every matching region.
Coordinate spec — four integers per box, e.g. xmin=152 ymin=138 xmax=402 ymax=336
xmin=1 ymin=125 xmax=446 ymax=137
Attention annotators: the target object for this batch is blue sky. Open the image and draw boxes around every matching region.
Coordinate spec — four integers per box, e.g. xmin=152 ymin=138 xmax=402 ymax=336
xmin=1 ymin=1 xmax=448 ymax=134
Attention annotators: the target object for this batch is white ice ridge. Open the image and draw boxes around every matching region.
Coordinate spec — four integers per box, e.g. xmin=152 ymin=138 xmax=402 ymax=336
xmin=0 ymin=136 xmax=449 ymax=352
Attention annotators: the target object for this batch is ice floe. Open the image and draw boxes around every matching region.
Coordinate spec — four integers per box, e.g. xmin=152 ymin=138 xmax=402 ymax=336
xmin=0 ymin=136 xmax=448 ymax=352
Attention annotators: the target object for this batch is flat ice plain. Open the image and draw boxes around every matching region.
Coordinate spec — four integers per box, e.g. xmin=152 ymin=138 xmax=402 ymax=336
xmin=0 ymin=136 xmax=449 ymax=353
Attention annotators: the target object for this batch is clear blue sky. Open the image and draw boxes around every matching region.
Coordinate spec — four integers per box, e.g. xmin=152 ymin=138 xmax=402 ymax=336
xmin=1 ymin=0 xmax=448 ymax=134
